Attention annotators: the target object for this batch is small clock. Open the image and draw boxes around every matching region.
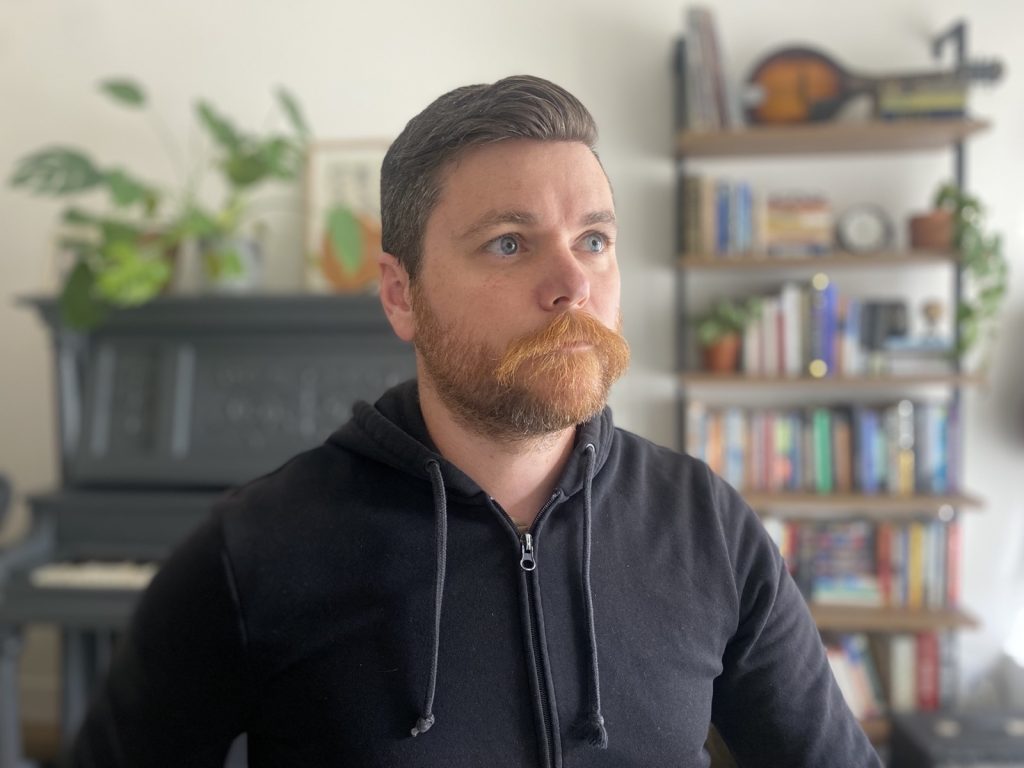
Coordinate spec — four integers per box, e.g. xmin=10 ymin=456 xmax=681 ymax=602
xmin=836 ymin=204 xmax=894 ymax=254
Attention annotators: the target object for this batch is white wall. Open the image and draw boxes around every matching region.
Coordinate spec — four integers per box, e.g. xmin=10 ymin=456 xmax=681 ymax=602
xmin=1 ymin=0 xmax=1021 ymax=711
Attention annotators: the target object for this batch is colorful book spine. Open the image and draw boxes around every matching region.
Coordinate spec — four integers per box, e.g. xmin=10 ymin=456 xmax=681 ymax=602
xmin=813 ymin=408 xmax=833 ymax=493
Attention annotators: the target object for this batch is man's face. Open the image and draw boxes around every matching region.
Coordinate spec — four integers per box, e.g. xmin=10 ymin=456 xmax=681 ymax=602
xmin=410 ymin=139 xmax=629 ymax=441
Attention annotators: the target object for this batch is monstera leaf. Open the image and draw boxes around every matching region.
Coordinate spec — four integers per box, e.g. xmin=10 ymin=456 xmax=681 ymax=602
xmin=10 ymin=148 xmax=103 ymax=195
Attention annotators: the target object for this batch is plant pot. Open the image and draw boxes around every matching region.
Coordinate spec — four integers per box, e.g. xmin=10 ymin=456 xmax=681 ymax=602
xmin=908 ymin=210 xmax=954 ymax=251
xmin=701 ymin=333 xmax=741 ymax=373
xmin=199 ymin=236 xmax=263 ymax=294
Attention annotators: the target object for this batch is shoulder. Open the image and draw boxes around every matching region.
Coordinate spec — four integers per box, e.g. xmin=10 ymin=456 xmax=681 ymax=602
xmin=608 ymin=426 xmax=782 ymax=581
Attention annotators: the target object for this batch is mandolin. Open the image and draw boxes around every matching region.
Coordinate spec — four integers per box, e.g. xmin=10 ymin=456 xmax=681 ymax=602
xmin=744 ymin=46 xmax=1003 ymax=125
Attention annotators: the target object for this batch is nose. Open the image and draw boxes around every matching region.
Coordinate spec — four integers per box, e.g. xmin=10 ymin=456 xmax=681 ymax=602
xmin=539 ymin=243 xmax=590 ymax=311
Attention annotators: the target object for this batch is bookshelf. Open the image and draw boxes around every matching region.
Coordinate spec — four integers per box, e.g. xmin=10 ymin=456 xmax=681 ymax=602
xmin=677 ymin=118 xmax=990 ymax=157
xmin=810 ymin=605 xmax=979 ymax=633
xmin=679 ymin=372 xmax=985 ymax=389
xmin=680 ymin=250 xmax=959 ymax=271
xmin=674 ymin=57 xmax=988 ymax=753
xmin=741 ymin=491 xmax=983 ymax=516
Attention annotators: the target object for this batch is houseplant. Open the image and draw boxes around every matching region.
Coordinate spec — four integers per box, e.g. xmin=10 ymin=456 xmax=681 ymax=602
xmin=933 ymin=182 xmax=1010 ymax=367
xmin=9 ymin=78 xmax=311 ymax=327
xmin=10 ymin=79 xmax=176 ymax=328
xmin=695 ymin=297 xmax=761 ymax=373
xmin=179 ymin=88 xmax=311 ymax=291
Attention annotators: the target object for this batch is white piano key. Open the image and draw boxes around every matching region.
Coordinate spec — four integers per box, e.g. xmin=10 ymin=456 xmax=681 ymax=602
xmin=29 ymin=561 xmax=158 ymax=591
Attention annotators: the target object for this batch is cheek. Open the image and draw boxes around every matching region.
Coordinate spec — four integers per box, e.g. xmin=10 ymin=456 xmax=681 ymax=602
xmin=590 ymin=266 xmax=622 ymax=325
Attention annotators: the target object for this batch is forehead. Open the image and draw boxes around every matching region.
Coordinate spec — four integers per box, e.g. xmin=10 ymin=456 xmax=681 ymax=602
xmin=431 ymin=140 xmax=613 ymax=228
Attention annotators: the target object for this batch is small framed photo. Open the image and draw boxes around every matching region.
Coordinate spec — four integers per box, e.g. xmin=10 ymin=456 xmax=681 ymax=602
xmin=304 ymin=139 xmax=390 ymax=293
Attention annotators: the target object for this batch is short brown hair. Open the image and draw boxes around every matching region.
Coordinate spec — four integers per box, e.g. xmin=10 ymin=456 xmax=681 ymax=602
xmin=380 ymin=75 xmax=600 ymax=279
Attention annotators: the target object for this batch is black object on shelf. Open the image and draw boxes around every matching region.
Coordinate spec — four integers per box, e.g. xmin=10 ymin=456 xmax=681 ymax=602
xmin=890 ymin=710 xmax=1024 ymax=767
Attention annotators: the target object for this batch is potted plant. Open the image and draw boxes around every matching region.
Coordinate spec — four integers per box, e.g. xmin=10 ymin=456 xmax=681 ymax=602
xmin=9 ymin=80 xmax=176 ymax=329
xmin=695 ymin=297 xmax=761 ymax=373
xmin=180 ymin=89 xmax=311 ymax=292
xmin=910 ymin=182 xmax=1009 ymax=367
xmin=9 ymin=78 xmax=311 ymax=327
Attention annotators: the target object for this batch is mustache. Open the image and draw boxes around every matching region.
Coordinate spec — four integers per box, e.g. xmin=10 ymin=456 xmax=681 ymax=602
xmin=494 ymin=311 xmax=629 ymax=387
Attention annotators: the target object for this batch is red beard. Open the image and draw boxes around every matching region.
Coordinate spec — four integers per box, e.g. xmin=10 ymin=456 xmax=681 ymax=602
xmin=412 ymin=291 xmax=630 ymax=441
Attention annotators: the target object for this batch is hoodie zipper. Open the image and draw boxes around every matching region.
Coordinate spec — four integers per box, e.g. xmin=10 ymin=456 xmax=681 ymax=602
xmin=487 ymin=492 xmax=562 ymax=767
xmin=515 ymin=492 xmax=563 ymax=768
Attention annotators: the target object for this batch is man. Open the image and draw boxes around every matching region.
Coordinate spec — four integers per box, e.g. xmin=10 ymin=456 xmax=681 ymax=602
xmin=72 ymin=75 xmax=880 ymax=767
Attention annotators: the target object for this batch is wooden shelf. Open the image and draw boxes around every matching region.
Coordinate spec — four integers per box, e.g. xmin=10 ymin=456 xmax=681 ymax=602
xmin=811 ymin=604 xmax=979 ymax=632
xmin=860 ymin=717 xmax=891 ymax=745
xmin=679 ymin=250 xmax=958 ymax=271
xmin=743 ymin=491 xmax=983 ymax=515
xmin=677 ymin=118 xmax=990 ymax=158
xmin=679 ymin=373 xmax=984 ymax=389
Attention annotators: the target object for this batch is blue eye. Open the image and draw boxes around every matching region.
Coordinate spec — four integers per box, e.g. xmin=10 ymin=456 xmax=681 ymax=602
xmin=487 ymin=235 xmax=519 ymax=256
xmin=584 ymin=233 xmax=608 ymax=253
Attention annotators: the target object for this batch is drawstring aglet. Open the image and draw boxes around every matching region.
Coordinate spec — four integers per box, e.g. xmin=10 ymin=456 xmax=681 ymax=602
xmin=410 ymin=713 xmax=435 ymax=737
xmin=572 ymin=711 xmax=608 ymax=749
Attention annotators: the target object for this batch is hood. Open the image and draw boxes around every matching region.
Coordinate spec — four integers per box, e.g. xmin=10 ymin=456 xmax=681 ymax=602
xmin=326 ymin=379 xmax=616 ymax=504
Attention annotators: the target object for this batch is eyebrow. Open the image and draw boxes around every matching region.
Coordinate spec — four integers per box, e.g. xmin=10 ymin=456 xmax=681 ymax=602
xmin=457 ymin=209 xmax=617 ymax=241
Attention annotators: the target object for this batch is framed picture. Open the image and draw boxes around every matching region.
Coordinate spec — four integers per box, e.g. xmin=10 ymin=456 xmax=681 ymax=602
xmin=304 ymin=139 xmax=390 ymax=293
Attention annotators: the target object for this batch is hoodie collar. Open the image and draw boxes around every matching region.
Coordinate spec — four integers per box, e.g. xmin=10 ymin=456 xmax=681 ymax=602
xmin=327 ymin=379 xmax=616 ymax=502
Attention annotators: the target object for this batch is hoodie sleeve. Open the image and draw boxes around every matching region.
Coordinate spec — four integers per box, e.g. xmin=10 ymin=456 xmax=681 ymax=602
xmin=69 ymin=510 xmax=248 ymax=767
xmin=706 ymin=469 xmax=882 ymax=768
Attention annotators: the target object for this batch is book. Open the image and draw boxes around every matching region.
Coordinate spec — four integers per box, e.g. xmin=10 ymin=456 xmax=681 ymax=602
xmin=842 ymin=634 xmax=885 ymax=718
xmin=673 ymin=37 xmax=689 ymax=131
xmin=916 ymin=632 xmax=940 ymax=711
xmin=890 ymin=634 xmax=917 ymax=712
xmin=812 ymin=408 xmax=833 ymax=493
xmin=808 ymin=273 xmax=836 ymax=377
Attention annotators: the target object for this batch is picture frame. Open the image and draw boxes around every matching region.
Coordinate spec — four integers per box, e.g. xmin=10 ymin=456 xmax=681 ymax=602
xmin=303 ymin=139 xmax=391 ymax=294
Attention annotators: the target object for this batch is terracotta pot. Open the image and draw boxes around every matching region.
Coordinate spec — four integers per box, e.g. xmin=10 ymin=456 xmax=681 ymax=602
xmin=701 ymin=333 xmax=741 ymax=373
xmin=909 ymin=210 xmax=954 ymax=251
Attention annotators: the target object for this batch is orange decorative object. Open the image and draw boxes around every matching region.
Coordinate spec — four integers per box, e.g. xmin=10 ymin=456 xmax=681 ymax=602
xmin=319 ymin=213 xmax=381 ymax=292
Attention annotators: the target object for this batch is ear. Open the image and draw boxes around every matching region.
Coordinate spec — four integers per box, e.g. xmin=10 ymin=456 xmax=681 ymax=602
xmin=378 ymin=252 xmax=415 ymax=343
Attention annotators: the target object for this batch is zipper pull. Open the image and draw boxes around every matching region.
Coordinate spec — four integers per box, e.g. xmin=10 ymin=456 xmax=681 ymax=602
xmin=520 ymin=533 xmax=537 ymax=572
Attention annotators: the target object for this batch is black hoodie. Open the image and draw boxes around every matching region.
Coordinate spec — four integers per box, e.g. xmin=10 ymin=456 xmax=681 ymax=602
xmin=72 ymin=380 xmax=881 ymax=767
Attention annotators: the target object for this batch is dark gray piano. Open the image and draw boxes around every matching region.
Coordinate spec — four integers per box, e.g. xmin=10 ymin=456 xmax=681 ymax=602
xmin=0 ymin=294 xmax=415 ymax=768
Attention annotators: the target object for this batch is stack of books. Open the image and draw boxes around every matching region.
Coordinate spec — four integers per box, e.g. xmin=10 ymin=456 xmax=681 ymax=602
xmin=763 ymin=517 xmax=961 ymax=610
xmin=686 ymin=400 xmax=961 ymax=496
xmin=676 ymin=6 xmax=741 ymax=132
xmin=822 ymin=632 xmax=955 ymax=718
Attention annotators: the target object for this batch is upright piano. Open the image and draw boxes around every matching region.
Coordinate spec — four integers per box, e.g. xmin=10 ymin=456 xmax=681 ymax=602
xmin=0 ymin=294 xmax=414 ymax=768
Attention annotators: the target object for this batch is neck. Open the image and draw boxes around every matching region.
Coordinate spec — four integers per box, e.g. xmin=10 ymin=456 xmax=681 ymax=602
xmin=418 ymin=376 xmax=577 ymax=528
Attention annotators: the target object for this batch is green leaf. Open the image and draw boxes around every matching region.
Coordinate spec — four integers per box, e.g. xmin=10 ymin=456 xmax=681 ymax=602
xmin=99 ymin=79 xmax=146 ymax=107
xmin=94 ymin=240 xmax=171 ymax=306
xmin=196 ymin=101 xmax=243 ymax=152
xmin=59 ymin=261 xmax=109 ymax=330
xmin=9 ymin=148 xmax=103 ymax=195
xmin=99 ymin=218 xmax=144 ymax=244
xmin=173 ymin=205 xmax=222 ymax=239
xmin=276 ymin=87 xmax=311 ymax=141
xmin=63 ymin=207 xmax=101 ymax=225
xmin=202 ymin=246 xmax=245 ymax=279
xmin=222 ymin=148 xmax=271 ymax=188
xmin=327 ymin=206 xmax=364 ymax=275
xmin=104 ymin=168 xmax=160 ymax=209
xmin=260 ymin=137 xmax=301 ymax=180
